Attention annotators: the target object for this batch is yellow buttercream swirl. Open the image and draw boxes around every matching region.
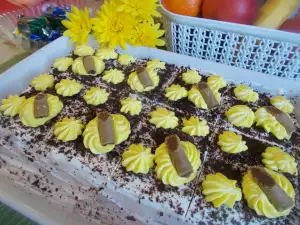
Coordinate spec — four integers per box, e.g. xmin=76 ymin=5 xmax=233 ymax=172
xmin=202 ymin=173 xmax=242 ymax=208
xmin=54 ymin=117 xmax=84 ymax=142
xmin=30 ymin=74 xmax=54 ymax=91
xmin=242 ymin=168 xmax=295 ymax=218
xmin=0 ymin=95 xmax=26 ymax=117
xmin=96 ymin=48 xmax=118 ymax=60
xmin=154 ymin=141 xmax=201 ymax=186
xmin=165 ymin=84 xmax=188 ymax=101
xmin=234 ymin=85 xmax=259 ymax=103
xmin=217 ymin=131 xmax=248 ymax=154
xmin=120 ymin=96 xmax=142 ymax=116
xmin=53 ymin=57 xmax=73 ymax=72
xmin=262 ymin=147 xmax=298 ymax=175
xmin=122 ymin=144 xmax=154 ymax=174
xmin=207 ymin=75 xmax=227 ymax=91
xmin=102 ymin=69 xmax=125 ymax=84
xmin=188 ymin=86 xmax=221 ymax=110
xmin=182 ymin=70 xmax=201 ymax=84
xmin=19 ymin=94 xmax=63 ymax=127
xmin=74 ymin=45 xmax=95 ymax=56
xmin=255 ymin=107 xmax=290 ymax=140
xmin=270 ymin=96 xmax=294 ymax=114
xmin=83 ymin=87 xmax=109 ymax=106
xmin=146 ymin=59 xmax=166 ymax=72
xmin=182 ymin=117 xmax=210 ymax=137
xmin=149 ymin=108 xmax=178 ymax=129
xmin=128 ymin=69 xmax=159 ymax=92
xmin=188 ymin=86 xmax=208 ymax=109
xmin=83 ymin=115 xmax=131 ymax=154
xmin=72 ymin=56 xmax=105 ymax=75
xmin=118 ymin=54 xmax=136 ymax=66
xmin=226 ymin=105 xmax=255 ymax=128
xmin=55 ymin=79 xmax=83 ymax=97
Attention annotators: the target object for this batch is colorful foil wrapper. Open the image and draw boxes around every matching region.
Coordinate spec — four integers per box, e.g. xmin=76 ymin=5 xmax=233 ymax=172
xmin=15 ymin=5 xmax=70 ymax=50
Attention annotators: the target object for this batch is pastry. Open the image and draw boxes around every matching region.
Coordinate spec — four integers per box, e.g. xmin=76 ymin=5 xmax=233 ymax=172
xmin=1 ymin=46 xmax=299 ymax=225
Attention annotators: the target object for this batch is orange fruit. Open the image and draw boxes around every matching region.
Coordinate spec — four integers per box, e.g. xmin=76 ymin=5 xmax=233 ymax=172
xmin=163 ymin=0 xmax=202 ymax=17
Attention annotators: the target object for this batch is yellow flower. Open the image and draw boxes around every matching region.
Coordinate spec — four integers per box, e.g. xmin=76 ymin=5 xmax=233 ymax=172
xmin=62 ymin=6 xmax=93 ymax=45
xmin=92 ymin=0 xmax=138 ymax=49
xmin=117 ymin=0 xmax=161 ymax=21
xmin=132 ymin=22 xmax=165 ymax=48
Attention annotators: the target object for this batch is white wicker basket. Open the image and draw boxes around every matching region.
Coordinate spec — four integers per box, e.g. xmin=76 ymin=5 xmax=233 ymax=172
xmin=160 ymin=4 xmax=300 ymax=80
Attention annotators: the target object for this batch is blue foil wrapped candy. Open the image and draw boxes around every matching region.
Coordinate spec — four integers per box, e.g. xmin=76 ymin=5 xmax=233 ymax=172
xmin=15 ymin=5 xmax=70 ymax=50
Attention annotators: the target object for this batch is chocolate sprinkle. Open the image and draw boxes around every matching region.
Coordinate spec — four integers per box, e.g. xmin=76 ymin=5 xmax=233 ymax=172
xmin=0 ymin=51 xmax=299 ymax=225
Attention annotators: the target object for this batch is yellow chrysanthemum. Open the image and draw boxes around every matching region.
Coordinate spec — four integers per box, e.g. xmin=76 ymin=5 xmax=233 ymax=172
xmin=132 ymin=22 xmax=165 ymax=48
xmin=62 ymin=6 xmax=93 ymax=45
xmin=92 ymin=0 xmax=138 ymax=49
xmin=117 ymin=0 xmax=161 ymax=21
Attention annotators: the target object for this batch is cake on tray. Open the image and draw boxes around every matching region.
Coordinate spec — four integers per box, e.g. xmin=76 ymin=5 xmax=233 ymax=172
xmin=0 ymin=45 xmax=299 ymax=225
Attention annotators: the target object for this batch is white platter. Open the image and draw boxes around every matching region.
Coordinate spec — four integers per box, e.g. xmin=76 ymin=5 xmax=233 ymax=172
xmin=0 ymin=36 xmax=299 ymax=225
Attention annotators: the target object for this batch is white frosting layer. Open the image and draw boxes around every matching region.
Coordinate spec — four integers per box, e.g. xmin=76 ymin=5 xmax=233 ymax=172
xmin=0 ymin=113 xmax=192 ymax=225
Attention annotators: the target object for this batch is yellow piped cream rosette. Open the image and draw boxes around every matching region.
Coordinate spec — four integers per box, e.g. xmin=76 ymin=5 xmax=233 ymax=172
xmin=55 ymin=79 xmax=83 ymax=97
xmin=0 ymin=95 xmax=26 ymax=117
xmin=207 ymin=75 xmax=227 ymax=91
xmin=120 ymin=96 xmax=142 ymax=116
xmin=74 ymin=45 xmax=95 ymax=56
xmin=149 ymin=108 xmax=178 ymax=129
xmin=255 ymin=107 xmax=290 ymax=140
xmin=242 ymin=168 xmax=295 ymax=218
xmin=83 ymin=87 xmax=109 ymax=106
xmin=262 ymin=147 xmax=297 ymax=175
xmin=182 ymin=70 xmax=201 ymax=84
xmin=233 ymin=85 xmax=259 ymax=103
xmin=217 ymin=131 xmax=248 ymax=154
xmin=270 ymin=96 xmax=294 ymax=114
xmin=154 ymin=141 xmax=201 ymax=186
xmin=146 ymin=59 xmax=166 ymax=72
xmin=165 ymin=84 xmax=188 ymax=101
xmin=102 ymin=69 xmax=125 ymax=84
xmin=128 ymin=68 xmax=159 ymax=92
xmin=83 ymin=114 xmax=131 ymax=154
xmin=19 ymin=94 xmax=63 ymax=127
xmin=182 ymin=117 xmax=210 ymax=137
xmin=226 ymin=105 xmax=255 ymax=128
xmin=72 ymin=56 xmax=105 ymax=75
xmin=188 ymin=86 xmax=221 ymax=110
xmin=30 ymin=74 xmax=54 ymax=91
xmin=53 ymin=57 xmax=73 ymax=72
xmin=96 ymin=48 xmax=118 ymax=60
xmin=202 ymin=173 xmax=242 ymax=208
xmin=118 ymin=54 xmax=136 ymax=66
xmin=54 ymin=117 xmax=84 ymax=142
xmin=122 ymin=144 xmax=154 ymax=174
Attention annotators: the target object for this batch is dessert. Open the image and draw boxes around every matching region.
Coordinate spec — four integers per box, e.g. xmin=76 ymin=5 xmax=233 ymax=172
xmin=202 ymin=172 xmax=242 ymax=208
xmin=0 ymin=46 xmax=299 ymax=225
xmin=122 ymin=143 xmax=154 ymax=174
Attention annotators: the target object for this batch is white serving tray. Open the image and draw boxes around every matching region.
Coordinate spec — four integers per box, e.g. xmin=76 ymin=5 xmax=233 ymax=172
xmin=0 ymin=36 xmax=299 ymax=225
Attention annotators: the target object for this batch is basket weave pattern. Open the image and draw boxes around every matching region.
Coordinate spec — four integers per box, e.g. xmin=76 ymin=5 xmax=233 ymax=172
xmin=160 ymin=6 xmax=300 ymax=80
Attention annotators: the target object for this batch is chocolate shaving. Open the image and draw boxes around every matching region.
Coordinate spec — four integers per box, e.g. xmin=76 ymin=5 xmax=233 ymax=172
xmin=265 ymin=106 xmax=296 ymax=133
xmin=198 ymin=82 xmax=219 ymax=109
xmin=166 ymin=135 xmax=193 ymax=178
xmin=97 ymin=112 xmax=115 ymax=146
xmin=34 ymin=93 xmax=49 ymax=118
xmin=83 ymin=56 xmax=96 ymax=74
xmin=136 ymin=67 xmax=153 ymax=88
xmin=251 ymin=167 xmax=294 ymax=212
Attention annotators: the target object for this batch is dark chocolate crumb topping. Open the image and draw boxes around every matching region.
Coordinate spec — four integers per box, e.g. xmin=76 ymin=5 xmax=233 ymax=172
xmin=0 ymin=51 xmax=299 ymax=225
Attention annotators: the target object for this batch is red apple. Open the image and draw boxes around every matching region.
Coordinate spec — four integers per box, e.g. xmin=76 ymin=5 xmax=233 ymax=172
xmin=202 ymin=0 xmax=259 ymax=25
xmin=279 ymin=17 xmax=300 ymax=34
